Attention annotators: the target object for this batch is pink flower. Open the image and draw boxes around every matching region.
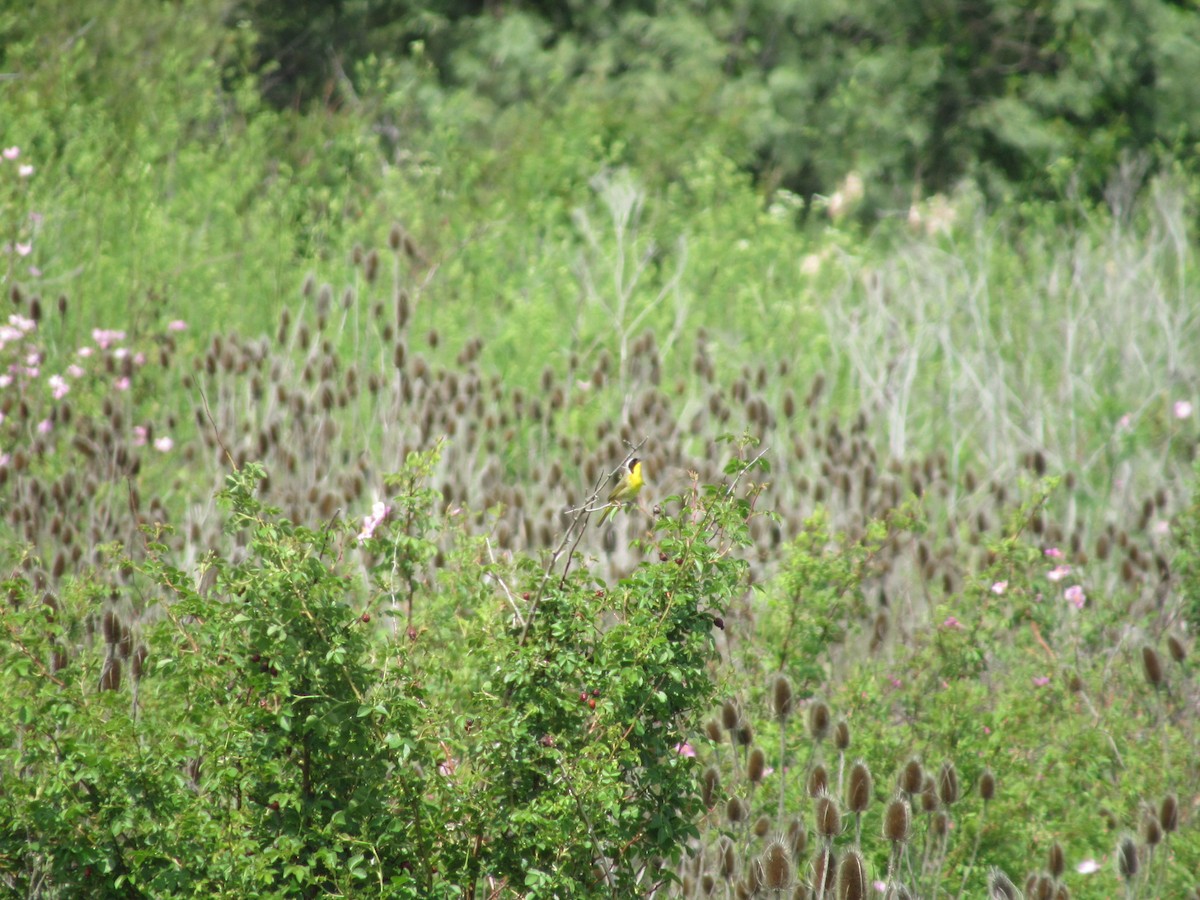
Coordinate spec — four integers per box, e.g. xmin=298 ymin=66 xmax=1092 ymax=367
xmin=0 ymin=452 xmax=9 ymax=467
xmin=113 ymin=347 xmax=129 ymax=360
xmin=1152 ymin=520 xmax=1170 ymax=536
xmin=133 ymin=352 xmax=146 ymax=366
xmin=357 ymin=501 xmax=390 ymax=543
xmin=48 ymin=374 xmax=68 ymax=399
xmin=114 ymin=376 xmax=131 ymax=391
xmin=133 ymin=426 xmax=148 ymax=447
xmin=91 ymin=328 xmax=126 ymax=349
xmin=1174 ymin=400 xmax=1194 ymax=419
xmin=2 ymin=147 xmax=18 ymax=160
xmin=0 ymin=374 xmax=11 ymax=388
xmin=1047 ymin=565 xmax=1071 ymax=582
xmin=25 ymin=350 xmax=40 ymax=367
xmin=17 ymin=165 xmax=33 ymax=178
xmin=674 ymin=742 xmax=697 ymax=757
xmin=1064 ymin=585 xmax=1086 ymax=609
xmin=990 ymin=581 xmax=1007 ymax=595
xmin=14 ymin=242 xmax=31 ymax=257
xmin=67 ymin=364 xmax=84 ymax=378
xmin=37 ymin=418 xmax=52 ymax=434
xmin=1032 ymin=676 xmax=1050 ymax=687
xmin=153 ymin=436 xmax=173 ymax=452
xmin=77 ymin=346 xmax=94 ymax=358
xmin=941 ymin=616 xmax=962 ymax=629
xmin=1076 ymin=859 xmax=1101 ymax=875
xmin=1044 ymin=547 xmax=1063 ymax=559
xmin=167 ymin=320 xmax=188 ymax=332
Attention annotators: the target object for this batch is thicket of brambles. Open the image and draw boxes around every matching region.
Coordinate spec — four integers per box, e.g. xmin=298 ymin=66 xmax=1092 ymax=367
xmin=2 ymin=2 xmax=1199 ymax=897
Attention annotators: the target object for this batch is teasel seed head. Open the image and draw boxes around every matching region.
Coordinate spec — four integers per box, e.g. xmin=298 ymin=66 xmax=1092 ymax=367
xmin=987 ymin=868 xmax=1019 ymax=899
xmin=736 ymin=722 xmax=754 ymax=746
xmin=763 ymin=838 xmax=792 ymax=891
xmin=807 ymin=764 xmax=829 ymax=798
xmin=748 ymin=747 xmax=767 ymax=785
xmin=835 ymin=720 xmax=851 ymax=752
xmin=899 ymin=758 xmax=923 ymax=795
xmin=847 ymin=760 xmax=872 ymax=814
xmin=1167 ymin=634 xmax=1187 ymax=664
xmin=883 ymin=795 xmax=911 ymax=845
xmin=705 ymin=719 xmax=724 ymax=743
xmin=837 ymin=849 xmax=867 ymax=900
xmin=721 ymin=698 xmax=740 ymax=731
xmin=772 ymin=673 xmax=795 ymax=722
xmin=1047 ymin=841 xmax=1064 ymax=879
xmin=1141 ymin=808 xmax=1163 ymax=846
xmin=1160 ymin=793 xmax=1179 ymax=833
xmin=884 ymin=884 xmax=913 ymax=900
xmin=931 ymin=810 xmax=949 ymax=838
xmin=1117 ymin=835 xmax=1138 ymax=881
xmin=786 ymin=817 xmax=808 ymax=859
xmin=754 ymin=815 xmax=771 ymax=838
xmin=726 ymin=795 xmax=748 ymax=825
xmin=814 ymin=791 xmax=842 ymax=840
xmin=1027 ymin=873 xmax=1053 ymax=900
xmin=808 ymin=700 xmax=831 ymax=742
xmin=811 ymin=846 xmax=836 ymax=895
xmin=719 ymin=836 xmax=736 ymax=880
xmin=920 ymin=778 xmax=939 ymax=813
xmin=979 ymin=769 xmax=996 ymax=802
xmin=1141 ymin=645 xmax=1165 ymax=689
xmin=702 ymin=766 xmax=720 ymax=808
xmin=937 ymin=761 xmax=959 ymax=805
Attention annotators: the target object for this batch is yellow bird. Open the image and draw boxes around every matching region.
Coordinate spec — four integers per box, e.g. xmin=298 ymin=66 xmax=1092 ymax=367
xmin=600 ymin=458 xmax=645 ymax=524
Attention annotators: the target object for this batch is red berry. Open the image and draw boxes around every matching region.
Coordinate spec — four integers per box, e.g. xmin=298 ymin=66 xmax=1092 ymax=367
xmin=592 ymin=688 xmax=600 ymax=697
xmin=588 ymin=698 xmax=596 ymax=710
xmin=361 ymin=612 xmax=371 ymax=623
xmin=659 ymin=552 xmax=669 ymax=561
xmin=580 ymin=692 xmax=589 ymax=703
xmin=269 ymin=801 xmax=280 ymax=811
xmin=522 ymin=592 xmax=530 ymax=600
xmin=675 ymin=557 xmax=683 ymax=565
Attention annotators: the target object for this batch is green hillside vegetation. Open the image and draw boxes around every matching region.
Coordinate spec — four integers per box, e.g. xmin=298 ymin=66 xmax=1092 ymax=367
xmin=2 ymin=2 xmax=1199 ymax=897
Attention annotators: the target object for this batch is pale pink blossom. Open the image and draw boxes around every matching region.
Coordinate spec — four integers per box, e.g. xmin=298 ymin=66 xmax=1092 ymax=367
xmin=133 ymin=352 xmax=146 ymax=366
xmin=1047 ymin=565 xmax=1071 ymax=582
xmin=1032 ymin=676 xmax=1050 ymax=687
xmin=48 ymin=374 xmax=68 ymax=399
xmin=357 ymin=501 xmax=390 ymax=543
xmin=36 ymin=418 xmax=52 ymax=434
xmin=941 ymin=616 xmax=962 ymax=629
xmin=14 ymin=242 xmax=31 ymax=257
xmin=2 ymin=147 xmax=18 ymax=160
xmin=1152 ymin=520 xmax=1170 ymax=536
xmin=77 ymin=346 xmax=94 ymax=358
xmin=0 ymin=452 xmax=9 ymax=466
xmin=17 ymin=165 xmax=32 ymax=178
xmin=113 ymin=347 xmax=129 ymax=360
xmin=0 ymin=373 xmax=11 ymax=388
xmin=25 ymin=350 xmax=40 ymax=367
xmin=990 ymin=581 xmax=1008 ymax=595
xmin=114 ymin=376 xmax=131 ymax=391
xmin=67 ymin=364 xmax=84 ymax=378
xmin=1044 ymin=547 xmax=1063 ymax=559
xmin=167 ymin=319 xmax=188 ymax=332
xmin=91 ymin=328 xmax=126 ymax=349
xmin=674 ymin=742 xmax=697 ymax=758
xmin=1064 ymin=585 xmax=1086 ymax=609
xmin=133 ymin=426 xmax=148 ymax=447
xmin=1174 ymin=400 xmax=1194 ymax=419
xmin=1076 ymin=859 xmax=1101 ymax=875
xmin=153 ymin=436 xmax=173 ymax=452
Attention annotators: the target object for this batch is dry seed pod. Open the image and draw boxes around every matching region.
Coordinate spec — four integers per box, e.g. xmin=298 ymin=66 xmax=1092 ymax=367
xmin=721 ymin=699 xmax=740 ymax=731
xmin=1142 ymin=645 xmax=1165 ymax=688
xmin=883 ymin=796 xmax=911 ymax=844
xmin=748 ymin=747 xmax=767 ymax=785
xmin=807 ymin=764 xmax=829 ymax=798
xmin=786 ymin=817 xmax=808 ymax=859
xmin=1141 ymin=809 xmax=1163 ymax=846
xmin=726 ymin=796 xmax=748 ymax=825
xmin=754 ymin=815 xmax=771 ymax=838
xmin=899 ymin=758 xmax=923 ymax=795
xmin=702 ymin=766 xmax=720 ymax=808
xmin=811 ymin=847 xmax=836 ymax=896
xmin=705 ymin=719 xmax=724 ymax=742
xmin=1117 ymin=835 xmax=1138 ymax=880
xmin=847 ymin=760 xmax=872 ymax=814
xmin=1160 ymin=793 xmax=1179 ymax=833
xmin=834 ymin=720 xmax=851 ymax=752
xmin=719 ymin=836 xmax=737 ymax=880
xmin=814 ymin=792 xmax=842 ymax=840
xmin=773 ymin=673 xmax=795 ymax=721
xmin=979 ymin=769 xmax=996 ymax=802
xmin=837 ymin=849 xmax=867 ymax=900
xmin=808 ymin=701 xmax=831 ymax=742
xmin=1167 ymin=634 xmax=1187 ymax=664
xmin=1047 ymin=841 xmax=1065 ymax=879
xmin=937 ymin=761 xmax=959 ymax=805
xmin=988 ymin=869 xmax=1019 ymax=899
xmin=762 ymin=839 xmax=793 ymax=892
